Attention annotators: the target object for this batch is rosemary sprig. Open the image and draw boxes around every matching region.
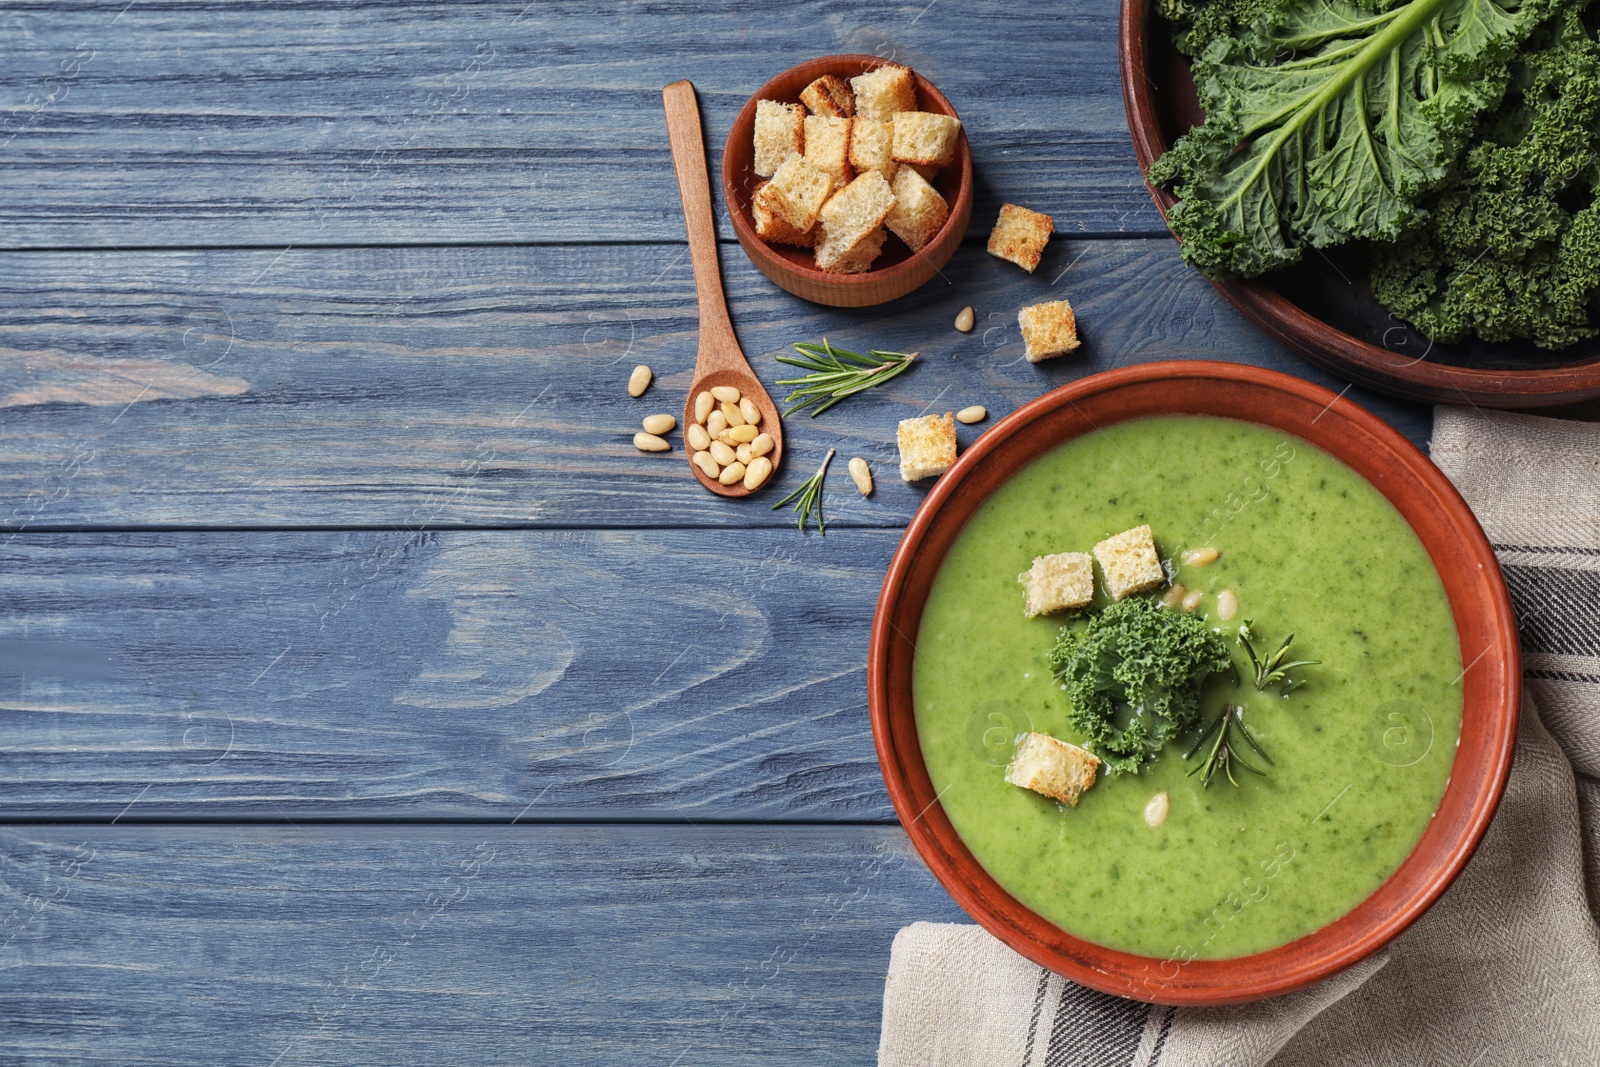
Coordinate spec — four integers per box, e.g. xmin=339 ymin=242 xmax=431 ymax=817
xmin=1237 ymin=619 xmax=1319 ymax=695
xmin=775 ymin=339 xmax=918 ymax=418
xmin=771 ymin=448 xmax=835 ymax=534
xmin=1184 ymin=703 xmax=1272 ymax=788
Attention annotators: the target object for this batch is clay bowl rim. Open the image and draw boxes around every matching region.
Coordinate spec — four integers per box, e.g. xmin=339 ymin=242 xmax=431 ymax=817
xmin=1117 ymin=0 xmax=1600 ymax=409
xmin=867 ymin=360 xmax=1520 ymax=1005
xmin=721 ymin=54 xmax=974 ymax=295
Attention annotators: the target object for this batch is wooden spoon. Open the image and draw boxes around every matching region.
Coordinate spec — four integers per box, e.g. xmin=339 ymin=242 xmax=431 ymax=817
xmin=662 ymin=79 xmax=783 ymax=497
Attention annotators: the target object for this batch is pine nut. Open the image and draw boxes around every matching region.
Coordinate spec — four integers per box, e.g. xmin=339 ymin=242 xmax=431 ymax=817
xmin=736 ymin=443 xmax=752 ymax=464
xmin=955 ymin=306 xmax=975 ymax=333
xmin=728 ymin=424 xmax=758 ymax=443
xmin=956 ymin=405 xmax=986 ymax=424
xmin=634 ymin=432 xmax=670 ymax=452
xmin=1216 ymin=589 xmax=1238 ymax=620
xmin=1182 ymin=590 xmax=1203 ymax=612
xmin=709 ymin=441 xmax=737 ymax=466
xmin=1144 ymin=791 xmax=1169 ymax=827
xmin=627 ymin=365 xmax=652 ymax=398
xmin=722 ymin=401 xmax=747 ymax=427
xmin=739 ymin=397 xmax=761 ymax=425
xmin=717 ymin=429 xmax=739 ymax=445
xmin=744 ymin=456 xmax=773 ymax=490
xmin=694 ymin=391 xmax=715 ymax=424
xmin=1182 ymin=547 xmax=1219 ymax=566
xmin=642 ymin=414 xmax=676 ymax=435
xmin=710 ymin=385 xmax=741 ymax=403
xmin=687 ymin=424 xmax=711 ymax=451
xmin=1162 ymin=583 xmax=1186 ymax=609
xmin=750 ymin=433 xmax=774 ymax=458
xmin=718 ymin=460 xmax=746 ymax=485
xmin=848 ymin=456 xmax=873 ymax=496
xmin=707 ymin=410 xmax=728 ymax=437
xmin=693 ymin=451 xmax=720 ymax=478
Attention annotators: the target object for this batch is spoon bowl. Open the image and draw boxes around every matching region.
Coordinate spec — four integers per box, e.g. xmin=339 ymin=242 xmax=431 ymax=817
xmin=679 ymin=368 xmax=785 ymax=497
xmin=662 ymin=79 xmax=784 ymax=497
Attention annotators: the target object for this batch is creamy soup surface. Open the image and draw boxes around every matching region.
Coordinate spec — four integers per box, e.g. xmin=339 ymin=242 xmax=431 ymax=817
xmin=913 ymin=415 xmax=1462 ymax=959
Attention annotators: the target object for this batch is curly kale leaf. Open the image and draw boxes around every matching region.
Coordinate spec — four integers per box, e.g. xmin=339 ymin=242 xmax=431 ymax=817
xmin=1048 ymin=598 xmax=1233 ymax=775
xmin=1151 ymin=0 xmax=1549 ymax=278
xmin=1370 ymin=9 xmax=1600 ymax=347
xmin=1158 ymin=0 xmax=1292 ymax=57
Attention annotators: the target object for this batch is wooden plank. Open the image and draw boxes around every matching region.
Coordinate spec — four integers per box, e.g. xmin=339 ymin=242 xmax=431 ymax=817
xmin=0 ymin=240 xmax=1431 ymax=531
xmin=1 ymin=528 xmax=906 ymax=821
xmin=0 ymin=824 xmax=966 ymax=1065
xmin=0 ymin=0 xmax=1162 ymax=247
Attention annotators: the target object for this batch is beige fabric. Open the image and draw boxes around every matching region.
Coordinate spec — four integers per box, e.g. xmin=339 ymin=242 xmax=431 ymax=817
xmin=880 ymin=407 xmax=1600 ymax=1067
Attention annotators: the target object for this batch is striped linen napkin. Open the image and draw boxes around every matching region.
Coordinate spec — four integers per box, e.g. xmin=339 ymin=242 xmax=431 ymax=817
xmin=879 ymin=406 xmax=1600 ymax=1067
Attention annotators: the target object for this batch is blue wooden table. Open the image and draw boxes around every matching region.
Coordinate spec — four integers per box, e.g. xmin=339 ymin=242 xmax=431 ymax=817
xmin=0 ymin=3 xmax=1437 ymax=1062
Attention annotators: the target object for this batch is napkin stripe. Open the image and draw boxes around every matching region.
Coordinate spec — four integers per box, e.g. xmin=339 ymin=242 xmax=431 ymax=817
xmin=1501 ymin=564 xmax=1600 ymax=656
xmin=1043 ymin=981 xmax=1148 ymax=1065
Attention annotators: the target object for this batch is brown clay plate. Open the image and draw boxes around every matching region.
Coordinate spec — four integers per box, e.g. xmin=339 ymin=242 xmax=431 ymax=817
xmin=1120 ymin=0 xmax=1600 ymax=408
xmin=868 ymin=361 xmax=1519 ymax=1004
xmin=721 ymin=55 xmax=974 ymax=309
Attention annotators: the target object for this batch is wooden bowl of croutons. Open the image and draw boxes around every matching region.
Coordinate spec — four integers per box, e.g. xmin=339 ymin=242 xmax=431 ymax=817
xmin=722 ymin=55 xmax=973 ymax=308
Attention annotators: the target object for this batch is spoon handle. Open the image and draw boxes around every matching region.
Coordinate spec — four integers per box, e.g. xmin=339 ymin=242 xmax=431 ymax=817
xmin=662 ymin=80 xmax=738 ymax=360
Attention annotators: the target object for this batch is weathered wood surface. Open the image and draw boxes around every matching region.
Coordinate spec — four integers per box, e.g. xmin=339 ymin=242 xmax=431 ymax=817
xmin=0 ymin=240 xmax=1430 ymax=531
xmin=0 ymin=824 xmax=964 ymax=1065
xmin=0 ymin=0 xmax=1160 ymax=248
xmin=2 ymin=529 xmax=902 ymax=821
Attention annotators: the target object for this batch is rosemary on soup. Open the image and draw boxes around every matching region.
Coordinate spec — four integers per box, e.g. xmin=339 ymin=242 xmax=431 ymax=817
xmin=772 ymin=447 xmax=835 ymax=534
xmin=1185 ymin=703 xmax=1272 ymax=789
xmin=776 ymin=339 xmax=917 ymax=418
xmin=1237 ymin=619 xmax=1319 ymax=696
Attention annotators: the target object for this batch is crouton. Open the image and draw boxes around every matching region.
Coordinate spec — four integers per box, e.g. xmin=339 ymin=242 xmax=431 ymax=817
xmin=754 ymin=99 xmax=806 ymax=178
xmin=850 ymin=63 xmax=917 ymax=120
xmin=848 ymin=118 xmax=898 ymax=178
xmin=800 ymin=74 xmax=855 ymax=118
xmin=987 ymin=203 xmax=1054 ymax=272
xmin=752 ymin=181 xmax=816 ymax=248
xmin=1019 ymin=552 xmax=1094 ymax=618
xmin=1017 ymin=299 xmax=1082 ymax=362
xmin=814 ymin=226 xmax=886 ymax=274
xmin=885 ymin=166 xmax=949 ymax=253
xmin=1093 ymin=524 xmax=1165 ymax=601
xmin=804 ymin=115 xmax=854 ymax=187
xmin=818 ymin=170 xmax=895 ymax=249
xmin=891 ymin=111 xmax=961 ymax=168
xmin=897 ymin=412 xmax=957 ymax=481
xmin=1005 ymin=732 xmax=1099 ymax=807
xmin=765 ymin=154 xmax=835 ymax=233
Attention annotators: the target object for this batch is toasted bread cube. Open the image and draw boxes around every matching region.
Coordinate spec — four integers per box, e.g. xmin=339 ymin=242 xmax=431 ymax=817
xmin=1006 ymin=732 xmax=1099 ymax=807
xmin=987 ymin=203 xmax=1054 ymax=273
xmin=1094 ymin=524 xmax=1164 ymax=601
xmin=849 ymin=118 xmax=898 ymax=178
xmin=1017 ymin=300 xmax=1082 ymax=362
xmin=754 ymin=99 xmax=806 ymax=178
xmin=885 ymin=166 xmax=950 ymax=253
xmin=766 ymin=154 xmax=834 ymax=233
xmin=850 ymin=63 xmax=917 ymax=120
xmin=1019 ymin=552 xmax=1094 ymax=618
xmin=814 ymin=226 xmax=886 ymax=274
xmin=804 ymin=115 xmax=854 ymax=187
xmin=891 ymin=111 xmax=961 ymax=168
xmin=752 ymin=181 xmax=816 ymax=248
xmin=800 ymin=74 xmax=855 ymax=117
xmin=897 ymin=412 xmax=957 ymax=481
xmin=818 ymin=170 xmax=895 ymax=248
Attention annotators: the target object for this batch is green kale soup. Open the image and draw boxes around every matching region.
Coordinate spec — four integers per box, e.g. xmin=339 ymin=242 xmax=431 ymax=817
xmin=913 ymin=415 xmax=1462 ymax=960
